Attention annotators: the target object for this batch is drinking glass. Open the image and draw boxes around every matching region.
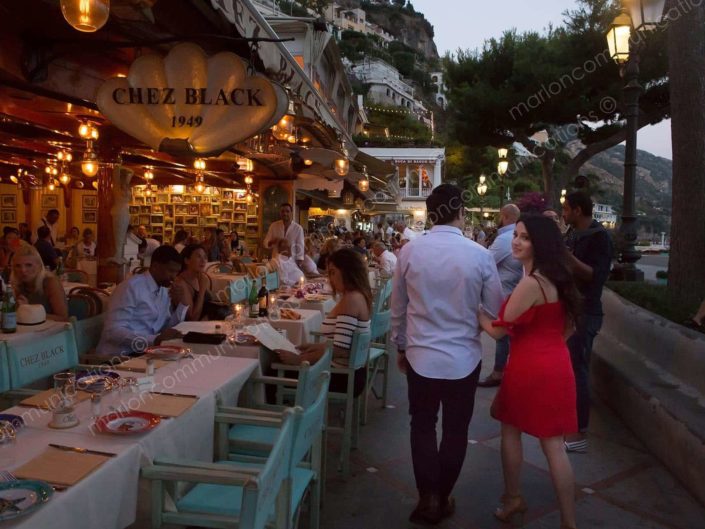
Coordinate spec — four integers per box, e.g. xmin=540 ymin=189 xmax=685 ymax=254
xmin=0 ymin=421 xmax=16 ymax=446
xmin=53 ymin=371 xmax=76 ymax=405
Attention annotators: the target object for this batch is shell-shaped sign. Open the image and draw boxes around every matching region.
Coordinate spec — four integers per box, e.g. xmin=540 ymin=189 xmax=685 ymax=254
xmin=96 ymin=43 xmax=287 ymax=156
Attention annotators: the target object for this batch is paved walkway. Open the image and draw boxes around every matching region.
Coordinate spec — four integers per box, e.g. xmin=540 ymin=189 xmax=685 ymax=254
xmin=321 ymin=335 xmax=705 ymax=529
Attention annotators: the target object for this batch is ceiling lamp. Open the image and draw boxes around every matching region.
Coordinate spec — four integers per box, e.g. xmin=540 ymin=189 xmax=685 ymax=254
xmin=60 ymin=0 xmax=110 ymax=33
xmin=194 ymin=175 xmax=206 ymax=194
xmin=144 ymin=169 xmax=154 ymax=181
xmin=245 ymin=192 xmax=254 ymax=204
xmin=287 ymin=133 xmax=297 ymax=144
xmin=59 ymin=173 xmax=71 ymax=185
xmin=56 ymin=150 xmax=73 ymax=163
xmin=45 ymin=166 xmax=59 ymax=176
xmin=144 ymin=185 xmax=152 ymax=196
xmin=271 ymin=115 xmax=293 ymax=141
xmin=244 ymin=175 xmax=253 ymax=186
xmin=92 ymin=181 xmax=99 ymax=190
xmin=358 ymin=165 xmax=370 ymax=192
xmin=10 ymin=174 xmax=19 ymax=184
xmin=78 ymin=122 xmax=99 ymax=140
xmin=81 ymin=149 xmax=100 ymax=177
xmin=304 ymin=159 xmax=313 ymax=167
xmin=194 ymin=158 xmax=206 ymax=171
xmin=47 ymin=179 xmax=57 ymax=192
xmin=334 ymin=157 xmax=349 ymax=177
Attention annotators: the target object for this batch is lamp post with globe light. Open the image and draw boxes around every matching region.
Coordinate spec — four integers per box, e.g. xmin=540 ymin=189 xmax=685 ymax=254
xmin=606 ymin=0 xmax=666 ymax=281
xmin=477 ymin=174 xmax=488 ymax=225
xmin=497 ymin=148 xmax=509 ymax=208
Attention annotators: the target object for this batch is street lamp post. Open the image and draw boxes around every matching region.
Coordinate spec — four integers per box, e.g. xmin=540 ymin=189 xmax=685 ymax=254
xmin=477 ymin=174 xmax=488 ymax=225
xmin=605 ymin=0 xmax=665 ymax=281
xmin=497 ymin=148 xmax=509 ymax=208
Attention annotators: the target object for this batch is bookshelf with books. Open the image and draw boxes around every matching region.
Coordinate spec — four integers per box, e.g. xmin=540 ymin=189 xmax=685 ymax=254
xmin=129 ymin=186 xmax=257 ymax=245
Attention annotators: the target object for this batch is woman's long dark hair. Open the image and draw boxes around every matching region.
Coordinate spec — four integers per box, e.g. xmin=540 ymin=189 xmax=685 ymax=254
xmin=327 ymin=248 xmax=372 ymax=310
xmin=519 ymin=214 xmax=582 ymax=326
xmin=180 ymin=244 xmax=206 ymax=272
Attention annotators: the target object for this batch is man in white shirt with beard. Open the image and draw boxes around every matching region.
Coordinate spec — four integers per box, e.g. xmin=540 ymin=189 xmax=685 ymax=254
xmin=392 ymin=184 xmax=503 ymax=525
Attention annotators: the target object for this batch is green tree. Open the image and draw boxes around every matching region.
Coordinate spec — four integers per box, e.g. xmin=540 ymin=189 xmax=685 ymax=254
xmin=443 ymin=0 xmax=669 ymax=206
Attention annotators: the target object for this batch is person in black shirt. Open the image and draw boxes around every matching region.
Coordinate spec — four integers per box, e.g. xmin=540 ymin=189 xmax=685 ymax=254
xmin=34 ymin=226 xmax=58 ymax=270
xmin=562 ymin=192 xmax=614 ymax=452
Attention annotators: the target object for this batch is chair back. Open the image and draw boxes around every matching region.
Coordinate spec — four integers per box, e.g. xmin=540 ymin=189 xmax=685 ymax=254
xmin=240 ymin=256 xmax=254 ymax=264
xmin=230 ymin=276 xmax=252 ymax=304
xmin=370 ymin=308 xmax=391 ymax=343
xmin=372 ymin=278 xmax=393 ymax=313
xmin=295 ymin=346 xmax=332 ymax=409
xmin=0 ymin=343 xmax=9 ymax=393
xmin=7 ymin=324 xmax=79 ymax=388
xmin=239 ymin=410 xmax=296 ymax=529
xmin=265 ymin=270 xmax=279 ymax=292
xmin=291 ymin=372 xmax=331 ymax=466
xmin=70 ymin=313 xmax=105 ymax=356
xmin=348 ymin=330 xmax=372 ymax=370
xmin=68 ymin=293 xmax=97 ymax=320
xmin=68 ymin=287 xmax=109 ymax=313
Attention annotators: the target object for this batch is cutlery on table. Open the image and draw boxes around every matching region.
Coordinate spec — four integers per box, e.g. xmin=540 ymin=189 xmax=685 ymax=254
xmin=148 ymin=391 xmax=199 ymax=399
xmin=48 ymin=443 xmax=116 ymax=458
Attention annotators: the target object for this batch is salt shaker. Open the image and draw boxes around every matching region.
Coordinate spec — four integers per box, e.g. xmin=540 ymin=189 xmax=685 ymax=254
xmin=145 ymin=357 xmax=155 ymax=376
xmin=91 ymin=393 xmax=102 ymax=419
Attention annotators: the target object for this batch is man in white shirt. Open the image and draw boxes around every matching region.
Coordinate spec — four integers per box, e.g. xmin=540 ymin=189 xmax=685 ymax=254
xmin=273 ymin=239 xmax=305 ymax=287
xmin=371 ymin=241 xmax=397 ymax=278
xmin=479 ymin=204 xmax=524 ymax=388
xmin=395 ymin=220 xmax=417 ymax=242
xmin=97 ymin=246 xmax=188 ymax=358
xmin=263 ymin=203 xmax=305 ymax=267
xmin=391 ymin=184 xmax=503 ymax=524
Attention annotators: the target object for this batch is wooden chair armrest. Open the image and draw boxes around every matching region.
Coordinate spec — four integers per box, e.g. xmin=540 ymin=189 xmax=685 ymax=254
xmin=215 ymin=411 xmax=283 ymax=427
xmin=217 ymin=406 xmax=283 ymax=419
xmin=248 ymin=375 xmax=299 ymax=388
xmin=143 ymin=462 xmax=253 ymax=485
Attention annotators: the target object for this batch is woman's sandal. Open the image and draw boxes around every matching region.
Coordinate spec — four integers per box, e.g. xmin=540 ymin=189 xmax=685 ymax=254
xmin=494 ymin=493 xmax=528 ymax=523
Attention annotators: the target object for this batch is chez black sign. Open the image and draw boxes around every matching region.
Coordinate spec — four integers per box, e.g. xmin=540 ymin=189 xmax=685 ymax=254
xmin=110 ymin=87 xmax=267 ymax=107
xmin=96 ymin=43 xmax=287 ymax=156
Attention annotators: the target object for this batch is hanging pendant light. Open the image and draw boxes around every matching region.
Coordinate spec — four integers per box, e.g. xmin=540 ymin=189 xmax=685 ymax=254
xmin=92 ymin=181 xmax=99 ymax=190
xmin=82 ymin=149 xmax=99 ymax=177
xmin=59 ymin=173 xmax=71 ymax=185
xmin=334 ymin=158 xmax=349 ymax=177
xmin=358 ymin=165 xmax=370 ymax=192
xmin=61 ymin=0 xmax=110 ymax=33
xmin=48 ymin=179 xmax=56 ymax=192
xmin=271 ymin=116 xmax=293 ymax=141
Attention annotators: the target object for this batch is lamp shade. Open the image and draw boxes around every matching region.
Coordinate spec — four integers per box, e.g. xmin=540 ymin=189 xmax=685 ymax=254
xmin=606 ymin=11 xmax=632 ymax=64
xmin=60 ymin=0 xmax=110 ymax=32
xmin=497 ymin=160 xmax=509 ymax=175
xmin=334 ymin=158 xmax=349 ymax=177
xmin=629 ymin=0 xmax=666 ymax=31
xmin=497 ymin=148 xmax=509 ymax=159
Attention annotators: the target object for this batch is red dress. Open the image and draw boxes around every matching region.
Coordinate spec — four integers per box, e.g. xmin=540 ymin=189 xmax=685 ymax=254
xmin=491 ymin=294 xmax=578 ymax=438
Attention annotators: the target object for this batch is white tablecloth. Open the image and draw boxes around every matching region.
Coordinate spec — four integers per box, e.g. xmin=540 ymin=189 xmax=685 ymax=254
xmin=2 ymin=356 xmax=259 ymax=529
xmin=298 ymin=295 xmax=336 ymax=317
xmin=270 ymin=309 xmax=322 ymax=346
xmin=0 ymin=321 xmax=67 ymax=347
xmin=168 ymin=321 xmax=261 ymax=360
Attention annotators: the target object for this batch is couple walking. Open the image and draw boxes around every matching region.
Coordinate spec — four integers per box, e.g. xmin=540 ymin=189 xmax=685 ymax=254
xmin=391 ymin=184 xmax=598 ymax=529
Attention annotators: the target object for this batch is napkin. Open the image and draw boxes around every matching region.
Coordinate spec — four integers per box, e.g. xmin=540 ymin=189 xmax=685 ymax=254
xmin=132 ymin=393 xmax=197 ymax=417
xmin=116 ymin=357 xmax=169 ymax=373
xmin=14 ymin=447 xmax=109 ymax=486
xmin=19 ymin=388 xmax=91 ymax=410
xmin=280 ymin=308 xmax=302 ymax=320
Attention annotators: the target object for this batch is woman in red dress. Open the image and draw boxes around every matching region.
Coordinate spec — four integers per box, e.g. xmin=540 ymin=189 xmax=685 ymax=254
xmin=479 ymin=215 xmax=582 ymax=529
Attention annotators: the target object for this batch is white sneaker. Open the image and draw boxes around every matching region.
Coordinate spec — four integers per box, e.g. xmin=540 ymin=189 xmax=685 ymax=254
xmin=564 ymin=439 xmax=588 ymax=453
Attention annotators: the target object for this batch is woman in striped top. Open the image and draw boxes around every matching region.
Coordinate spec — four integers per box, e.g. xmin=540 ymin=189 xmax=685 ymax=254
xmin=277 ymin=248 xmax=371 ymax=396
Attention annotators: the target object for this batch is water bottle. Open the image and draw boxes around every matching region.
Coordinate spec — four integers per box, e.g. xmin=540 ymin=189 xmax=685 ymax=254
xmin=1 ymin=284 xmax=16 ymax=334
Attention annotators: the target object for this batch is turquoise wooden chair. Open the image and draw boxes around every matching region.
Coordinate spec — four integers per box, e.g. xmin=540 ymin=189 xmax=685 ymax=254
xmin=363 ymin=307 xmax=392 ymax=424
xmin=217 ymin=346 xmax=332 ymax=460
xmin=6 ymin=324 xmax=79 ymax=389
xmin=214 ymin=373 xmax=331 ymax=529
xmin=230 ymin=276 xmax=253 ymax=304
xmin=207 ymin=263 xmax=234 ymax=274
xmin=265 ymin=270 xmax=279 ymax=292
xmin=277 ymin=330 xmax=371 ymax=479
xmin=372 ymin=277 xmax=393 ymax=313
xmin=70 ymin=314 xmax=106 ymax=364
xmin=143 ymin=409 xmax=296 ymax=529
xmin=0 ymin=343 xmax=10 ymax=394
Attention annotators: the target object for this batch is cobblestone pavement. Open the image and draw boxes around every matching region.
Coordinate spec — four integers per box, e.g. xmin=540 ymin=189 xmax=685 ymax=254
xmin=321 ymin=335 xmax=705 ymax=529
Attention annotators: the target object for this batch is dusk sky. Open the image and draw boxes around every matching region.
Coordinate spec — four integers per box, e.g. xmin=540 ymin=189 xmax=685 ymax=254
xmin=412 ymin=0 xmax=672 ymax=159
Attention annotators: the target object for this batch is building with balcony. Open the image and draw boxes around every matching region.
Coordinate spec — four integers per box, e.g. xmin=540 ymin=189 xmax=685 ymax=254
xmin=430 ymin=71 xmax=446 ymax=109
xmin=594 ymin=203 xmax=618 ymax=228
xmin=359 ymin=147 xmax=445 ymax=225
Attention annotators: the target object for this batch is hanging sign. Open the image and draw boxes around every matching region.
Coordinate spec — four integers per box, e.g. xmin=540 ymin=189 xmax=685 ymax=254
xmin=96 ymin=43 xmax=288 ymax=156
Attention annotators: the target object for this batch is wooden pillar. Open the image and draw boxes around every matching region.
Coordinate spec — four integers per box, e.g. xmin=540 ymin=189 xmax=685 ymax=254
xmin=28 ymin=186 xmax=42 ymax=238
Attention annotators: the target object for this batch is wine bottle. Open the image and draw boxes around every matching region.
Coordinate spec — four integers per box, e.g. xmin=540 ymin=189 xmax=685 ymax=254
xmin=248 ymin=281 xmax=259 ymax=318
xmin=2 ymin=285 xmax=17 ymax=334
xmin=258 ymin=278 xmax=268 ymax=317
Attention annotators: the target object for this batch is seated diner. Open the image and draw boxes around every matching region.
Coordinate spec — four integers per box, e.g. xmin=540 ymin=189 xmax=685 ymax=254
xmin=11 ymin=244 xmax=68 ymax=321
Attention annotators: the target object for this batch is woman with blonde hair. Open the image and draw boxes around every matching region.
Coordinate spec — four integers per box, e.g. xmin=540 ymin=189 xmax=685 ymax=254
xmin=11 ymin=244 xmax=68 ymax=320
xmin=317 ymin=237 xmax=340 ymax=272
xmin=301 ymin=237 xmax=323 ymax=277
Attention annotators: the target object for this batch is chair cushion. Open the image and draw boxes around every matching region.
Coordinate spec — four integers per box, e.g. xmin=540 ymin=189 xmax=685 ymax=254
xmin=368 ymin=347 xmax=386 ymax=361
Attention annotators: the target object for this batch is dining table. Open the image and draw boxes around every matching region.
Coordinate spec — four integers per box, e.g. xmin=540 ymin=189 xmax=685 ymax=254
xmin=208 ymin=272 xmax=249 ymax=303
xmin=0 ymin=354 xmax=260 ymax=529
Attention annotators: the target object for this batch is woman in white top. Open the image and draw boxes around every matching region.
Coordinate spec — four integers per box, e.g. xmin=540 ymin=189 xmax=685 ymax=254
xmin=301 ymin=237 xmax=323 ymax=277
xmin=278 ymin=247 xmax=371 ymax=395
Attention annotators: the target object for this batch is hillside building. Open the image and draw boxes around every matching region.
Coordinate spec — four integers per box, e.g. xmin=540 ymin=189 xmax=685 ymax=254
xmin=594 ymin=203 xmax=618 ymax=228
xmin=430 ymin=71 xmax=447 ymax=109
